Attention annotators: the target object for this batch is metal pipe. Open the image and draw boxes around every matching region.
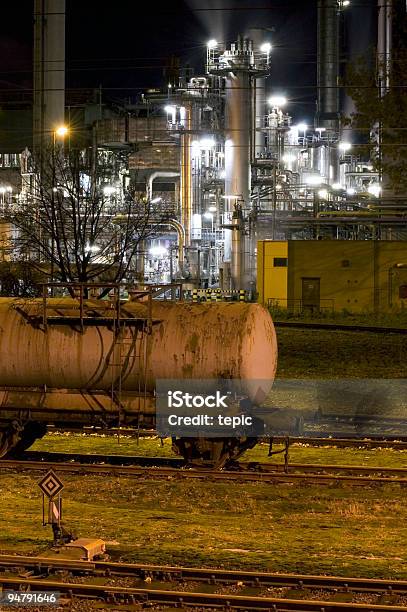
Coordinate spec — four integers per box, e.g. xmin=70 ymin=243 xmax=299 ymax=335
xmin=166 ymin=219 xmax=185 ymax=270
xmin=247 ymin=29 xmax=267 ymax=159
xmin=147 ymin=171 xmax=179 ymax=201
xmin=378 ymin=0 xmax=392 ymax=95
xmin=317 ymin=210 xmax=407 ymax=217
xmin=231 ymin=207 xmax=243 ymax=288
xmin=150 ymin=219 xmax=185 ymax=276
xmin=282 ymin=216 xmax=407 ymax=224
xmin=180 ymin=106 xmax=193 ymax=247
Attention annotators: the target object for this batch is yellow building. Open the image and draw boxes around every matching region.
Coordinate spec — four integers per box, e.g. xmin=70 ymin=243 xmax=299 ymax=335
xmin=257 ymin=240 xmax=407 ymax=314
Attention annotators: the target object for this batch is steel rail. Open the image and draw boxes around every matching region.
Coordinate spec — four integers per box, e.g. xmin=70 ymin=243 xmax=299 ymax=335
xmin=0 ymin=576 xmax=407 ymax=611
xmin=274 ymin=321 xmax=407 ymax=334
xmin=11 ymin=450 xmax=407 ymax=478
xmin=279 ymin=437 xmax=407 ymax=449
xmin=1 ymin=457 xmax=407 ymax=485
xmin=44 ymin=429 xmax=407 ymax=448
xmin=0 ymin=555 xmax=406 ymax=595
xmin=241 ymin=462 xmax=407 ymax=476
xmin=0 ymin=577 xmax=406 ymax=612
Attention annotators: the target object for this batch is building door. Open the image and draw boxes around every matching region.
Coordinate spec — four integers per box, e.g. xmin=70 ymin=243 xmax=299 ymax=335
xmin=302 ymin=277 xmax=320 ymax=313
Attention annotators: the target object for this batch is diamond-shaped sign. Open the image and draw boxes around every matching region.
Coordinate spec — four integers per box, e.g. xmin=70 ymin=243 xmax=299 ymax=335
xmin=38 ymin=470 xmax=64 ymax=498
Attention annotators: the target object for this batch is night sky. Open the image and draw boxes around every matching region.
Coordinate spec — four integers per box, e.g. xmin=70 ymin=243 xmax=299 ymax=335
xmin=0 ymin=0 xmax=376 ymax=123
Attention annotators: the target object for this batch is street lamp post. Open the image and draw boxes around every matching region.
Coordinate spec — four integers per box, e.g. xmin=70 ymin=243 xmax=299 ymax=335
xmin=53 ymin=125 xmax=69 ymax=151
xmin=50 ymin=125 xmax=69 ymax=295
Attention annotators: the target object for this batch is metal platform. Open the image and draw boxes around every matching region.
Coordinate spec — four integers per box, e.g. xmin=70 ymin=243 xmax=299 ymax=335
xmin=11 ymin=282 xmax=184 ymax=332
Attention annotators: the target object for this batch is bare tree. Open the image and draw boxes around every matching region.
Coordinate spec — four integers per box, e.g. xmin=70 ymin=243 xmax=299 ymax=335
xmin=344 ymin=45 xmax=407 ymax=194
xmin=0 ymin=262 xmax=42 ymax=297
xmin=7 ymin=146 xmax=168 ymax=291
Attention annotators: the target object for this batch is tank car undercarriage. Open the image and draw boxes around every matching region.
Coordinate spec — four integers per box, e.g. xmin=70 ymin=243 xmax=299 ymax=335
xmin=0 ymin=420 xmax=259 ymax=468
xmin=0 ymin=397 xmax=259 ymax=468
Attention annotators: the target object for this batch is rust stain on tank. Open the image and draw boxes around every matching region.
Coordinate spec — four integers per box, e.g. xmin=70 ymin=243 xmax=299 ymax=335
xmin=186 ymin=332 xmax=199 ymax=353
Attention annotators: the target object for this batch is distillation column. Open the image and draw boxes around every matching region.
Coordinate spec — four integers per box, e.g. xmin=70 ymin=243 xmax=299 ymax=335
xmin=224 ymin=40 xmax=252 ymax=290
xmin=207 ymin=36 xmax=270 ymax=290
xmin=33 ymin=0 xmax=66 ymax=153
xmin=316 ymin=0 xmax=339 ymax=132
xmin=316 ymin=0 xmax=340 ymax=183
xmin=248 ymin=28 xmax=268 ymax=158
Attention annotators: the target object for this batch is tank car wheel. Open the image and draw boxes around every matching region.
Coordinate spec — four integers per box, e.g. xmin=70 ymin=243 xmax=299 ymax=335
xmin=172 ymin=436 xmax=258 ymax=469
xmin=0 ymin=431 xmax=11 ymax=458
xmin=4 ymin=422 xmax=47 ymax=458
xmin=0 ymin=420 xmax=25 ymax=458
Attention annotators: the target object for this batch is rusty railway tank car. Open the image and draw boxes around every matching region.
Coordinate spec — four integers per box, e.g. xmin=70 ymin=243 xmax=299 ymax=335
xmin=0 ymin=297 xmax=277 ymax=464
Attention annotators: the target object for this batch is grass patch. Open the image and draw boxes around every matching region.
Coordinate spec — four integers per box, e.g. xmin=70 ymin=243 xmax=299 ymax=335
xmin=32 ymin=434 xmax=407 ymax=469
xmin=270 ymin=308 xmax=407 ymax=329
xmin=276 ymin=328 xmax=407 ymax=379
xmin=0 ymin=472 xmax=405 ymax=579
xmin=32 ymin=432 xmax=175 ymax=457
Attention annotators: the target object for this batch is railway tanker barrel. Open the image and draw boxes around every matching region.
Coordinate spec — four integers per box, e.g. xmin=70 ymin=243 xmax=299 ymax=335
xmin=0 ymin=299 xmax=277 ymax=400
xmin=0 ymin=298 xmax=277 ymax=460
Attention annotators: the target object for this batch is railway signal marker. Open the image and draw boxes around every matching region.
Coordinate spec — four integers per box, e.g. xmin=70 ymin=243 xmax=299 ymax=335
xmin=38 ymin=470 xmax=69 ymax=545
xmin=38 ymin=470 xmax=64 ymax=498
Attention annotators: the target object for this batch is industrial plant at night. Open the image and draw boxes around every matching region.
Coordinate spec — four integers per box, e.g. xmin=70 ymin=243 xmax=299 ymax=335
xmin=1 ymin=0 xmax=406 ymax=306
xmin=0 ymin=1 xmax=406 ymax=611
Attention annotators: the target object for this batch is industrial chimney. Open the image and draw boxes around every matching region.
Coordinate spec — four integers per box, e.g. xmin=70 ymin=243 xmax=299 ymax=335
xmin=316 ymin=0 xmax=340 ymax=133
xmin=33 ymin=0 xmax=66 ymax=153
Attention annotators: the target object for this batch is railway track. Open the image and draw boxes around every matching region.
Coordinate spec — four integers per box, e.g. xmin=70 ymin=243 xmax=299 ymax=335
xmin=45 ymin=427 xmax=407 ymax=448
xmin=2 ymin=577 xmax=407 ymax=611
xmin=1 ymin=451 xmax=407 ymax=485
xmin=274 ymin=321 xmax=407 ymax=334
xmin=1 ymin=555 xmax=407 ymax=610
xmin=283 ymin=437 xmax=407 ymax=450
